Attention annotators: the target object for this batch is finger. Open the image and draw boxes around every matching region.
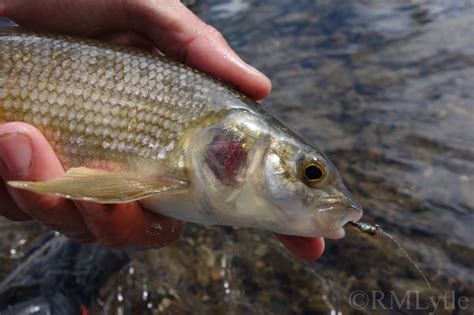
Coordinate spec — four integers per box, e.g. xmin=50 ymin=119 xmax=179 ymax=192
xmin=275 ymin=234 xmax=325 ymax=260
xmin=0 ymin=180 xmax=31 ymax=221
xmin=132 ymin=1 xmax=272 ymax=100
xmin=0 ymin=122 xmax=94 ymax=241
xmin=98 ymin=30 xmax=157 ymax=51
xmin=1 ymin=0 xmax=271 ymax=99
xmin=0 ymin=0 xmax=125 ymax=36
xmin=75 ymin=200 xmax=183 ymax=250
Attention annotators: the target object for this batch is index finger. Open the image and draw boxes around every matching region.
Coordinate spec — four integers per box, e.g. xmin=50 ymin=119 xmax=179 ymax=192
xmin=0 ymin=0 xmax=272 ymax=100
xmin=129 ymin=1 xmax=272 ymax=100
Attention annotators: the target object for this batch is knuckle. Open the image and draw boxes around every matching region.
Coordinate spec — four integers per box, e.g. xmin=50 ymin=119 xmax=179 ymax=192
xmin=205 ymin=24 xmax=225 ymax=41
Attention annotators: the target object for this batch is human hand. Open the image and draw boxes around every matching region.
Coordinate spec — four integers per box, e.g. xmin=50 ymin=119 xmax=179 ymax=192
xmin=0 ymin=0 xmax=324 ymax=259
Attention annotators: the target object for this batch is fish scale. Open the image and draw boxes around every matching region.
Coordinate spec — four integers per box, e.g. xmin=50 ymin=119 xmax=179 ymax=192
xmin=0 ymin=27 xmax=238 ymax=170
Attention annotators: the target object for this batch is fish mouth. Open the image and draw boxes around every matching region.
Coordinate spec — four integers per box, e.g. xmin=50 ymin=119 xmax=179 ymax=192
xmin=321 ymin=227 xmax=346 ymax=239
xmin=316 ymin=204 xmax=363 ymax=239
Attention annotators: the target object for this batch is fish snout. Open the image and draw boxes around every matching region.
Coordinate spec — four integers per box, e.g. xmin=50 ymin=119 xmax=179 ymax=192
xmin=315 ymin=189 xmax=363 ymax=239
xmin=347 ymin=203 xmax=363 ymax=223
xmin=338 ymin=184 xmax=363 ymax=223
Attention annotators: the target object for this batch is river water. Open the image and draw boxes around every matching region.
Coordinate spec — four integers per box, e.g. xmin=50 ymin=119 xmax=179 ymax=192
xmin=1 ymin=0 xmax=473 ymax=314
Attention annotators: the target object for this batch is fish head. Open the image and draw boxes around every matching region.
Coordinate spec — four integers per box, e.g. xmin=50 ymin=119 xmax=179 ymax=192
xmin=186 ymin=110 xmax=362 ymax=238
xmin=259 ymin=137 xmax=363 ymax=239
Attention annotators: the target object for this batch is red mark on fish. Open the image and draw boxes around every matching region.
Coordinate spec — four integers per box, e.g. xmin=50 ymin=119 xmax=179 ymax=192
xmin=205 ymin=131 xmax=247 ymax=186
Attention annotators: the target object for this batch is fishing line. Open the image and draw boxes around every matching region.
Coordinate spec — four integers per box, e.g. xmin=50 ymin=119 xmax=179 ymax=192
xmin=349 ymin=221 xmax=432 ymax=290
xmin=377 ymin=227 xmax=432 ymax=290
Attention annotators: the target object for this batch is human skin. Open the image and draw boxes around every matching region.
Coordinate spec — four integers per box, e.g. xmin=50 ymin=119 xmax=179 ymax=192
xmin=0 ymin=0 xmax=325 ymax=259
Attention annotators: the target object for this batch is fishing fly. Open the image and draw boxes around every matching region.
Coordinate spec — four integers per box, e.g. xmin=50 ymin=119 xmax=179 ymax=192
xmin=348 ymin=221 xmax=380 ymax=235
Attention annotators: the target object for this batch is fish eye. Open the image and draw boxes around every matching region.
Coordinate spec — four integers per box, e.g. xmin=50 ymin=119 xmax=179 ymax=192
xmin=300 ymin=159 xmax=326 ymax=186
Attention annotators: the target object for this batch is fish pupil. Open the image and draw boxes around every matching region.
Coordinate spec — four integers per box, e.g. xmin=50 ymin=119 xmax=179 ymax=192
xmin=305 ymin=165 xmax=323 ymax=180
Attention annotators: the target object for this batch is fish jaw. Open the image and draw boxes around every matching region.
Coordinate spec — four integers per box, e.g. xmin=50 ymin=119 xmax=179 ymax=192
xmin=314 ymin=203 xmax=363 ymax=239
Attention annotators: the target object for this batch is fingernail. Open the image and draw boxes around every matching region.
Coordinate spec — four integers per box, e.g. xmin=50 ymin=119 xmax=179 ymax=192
xmin=0 ymin=132 xmax=32 ymax=179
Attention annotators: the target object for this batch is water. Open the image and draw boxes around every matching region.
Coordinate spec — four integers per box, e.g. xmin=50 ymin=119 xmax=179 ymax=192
xmin=378 ymin=225 xmax=433 ymax=291
xmin=1 ymin=0 xmax=474 ymax=314
xmin=349 ymin=222 xmax=432 ymax=290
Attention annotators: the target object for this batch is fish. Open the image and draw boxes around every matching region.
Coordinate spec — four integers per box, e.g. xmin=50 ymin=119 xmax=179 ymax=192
xmin=0 ymin=26 xmax=363 ymax=239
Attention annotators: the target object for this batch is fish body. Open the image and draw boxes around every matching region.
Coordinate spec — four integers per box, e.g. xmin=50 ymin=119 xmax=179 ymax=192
xmin=0 ymin=27 xmax=362 ymax=238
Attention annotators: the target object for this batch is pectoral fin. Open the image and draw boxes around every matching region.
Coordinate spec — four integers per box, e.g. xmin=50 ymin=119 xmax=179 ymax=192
xmin=8 ymin=167 xmax=187 ymax=203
